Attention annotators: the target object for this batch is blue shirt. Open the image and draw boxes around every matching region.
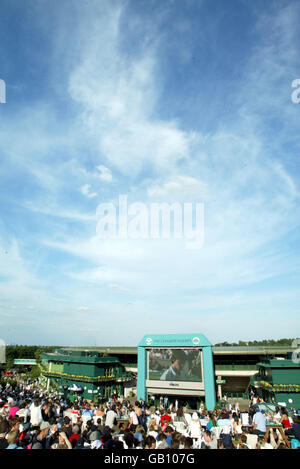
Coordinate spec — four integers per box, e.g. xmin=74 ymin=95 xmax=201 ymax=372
xmin=218 ymin=418 xmax=232 ymax=428
xmin=253 ymin=412 xmax=266 ymax=432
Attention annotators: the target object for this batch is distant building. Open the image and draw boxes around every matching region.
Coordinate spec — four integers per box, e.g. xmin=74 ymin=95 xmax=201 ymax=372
xmin=7 ymin=343 xmax=297 ymax=404
xmin=41 ymin=349 xmax=133 ymax=401
xmin=251 ymin=358 xmax=300 ymax=409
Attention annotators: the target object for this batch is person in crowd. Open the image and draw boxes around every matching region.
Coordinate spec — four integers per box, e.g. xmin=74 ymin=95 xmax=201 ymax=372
xmin=189 ymin=412 xmax=202 ymax=441
xmin=143 ymin=435 xmax=156 ymax=449
xmin=164 ymin=426 xmax=174 ymax=447
xmin=274 ymin=406 xmax=281 ymax=422
xmin=32 ymin=421 xmax=51 ymax=449
xmin=8 ymin=401 xmax=19 ymax=420
xmin=174 ymin=407 xmax=188 ymax=426
xmin=6 ymin=430 xmax=23 ymax=449
xmin=280 ymin=410 xmax=292 ymax=433
xmin=30 ymin=399 xmax=43 ymax=427
xmin=252 ymin=408 xmax=266 ymax=436
xmin=206 ymin=412 xmax=218 ymax=432
xmin=160 ymin=408 xmax=172 ymax=430
xmin=0 ymin=376 xmax=297 ymax=450
xmin=232 ymin=413 xmax=243 ymax=436
xmin=217 ymin=410 xmax=233 ymax=433
xmin=128 ymin=405 xmax=139 ymax=431
xmin=0 ymin=420 xmax=9 ymax=449
xmin=202 ymin=429 xmax=218 ymax=449
xmin=184 ymin=436 xmax=194 ymax=449
xmin=291 ymin=415 xmax=300 ymax=442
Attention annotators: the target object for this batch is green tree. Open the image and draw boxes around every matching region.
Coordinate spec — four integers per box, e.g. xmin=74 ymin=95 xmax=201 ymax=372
xmin=29 ymin=366 xmax=41 ymax=379
xmin=34 ymin=348 xmax=44 ymax=365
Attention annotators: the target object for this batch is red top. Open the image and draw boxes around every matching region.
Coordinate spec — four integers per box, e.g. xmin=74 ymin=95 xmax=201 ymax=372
xmin=282 ymin=418 xmax=291 ymax=428
xmin=161 ymin=414 xmax=172 ymax=427
xmin=69 ymin=433 xmax=80 ymax=443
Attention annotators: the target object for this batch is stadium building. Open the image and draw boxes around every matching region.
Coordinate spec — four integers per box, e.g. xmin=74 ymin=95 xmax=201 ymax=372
xmin=40 ymin=349 xmax=133 ymax=401
xmin=11 ymin=336 xmax=299 ymax=409
xmin=251 ymin=357 xmax=300 ymax=409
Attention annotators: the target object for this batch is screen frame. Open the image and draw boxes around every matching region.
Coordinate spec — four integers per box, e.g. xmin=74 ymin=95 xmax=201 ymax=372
xmin=146 ymin=346 xmax=205 ymax=392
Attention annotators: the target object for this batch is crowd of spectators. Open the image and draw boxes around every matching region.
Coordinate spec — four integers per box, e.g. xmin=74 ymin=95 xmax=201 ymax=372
xmin=0 ymin=378 xmax=300 ymax=450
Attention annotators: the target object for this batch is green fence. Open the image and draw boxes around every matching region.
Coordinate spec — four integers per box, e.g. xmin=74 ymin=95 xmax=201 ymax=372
xmin=215 ymin=364 xmax=257 ymax=371
xmin=223 ymin=392 xmax=249 ymax=399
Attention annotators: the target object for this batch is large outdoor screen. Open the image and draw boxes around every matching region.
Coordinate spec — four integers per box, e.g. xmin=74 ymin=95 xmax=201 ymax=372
xmin=147 ymin=348 xmax=203 ymax=382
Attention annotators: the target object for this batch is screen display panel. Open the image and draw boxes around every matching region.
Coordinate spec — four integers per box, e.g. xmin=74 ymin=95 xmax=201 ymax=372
xmin=147 ymin=348 xmax=203 ymax=382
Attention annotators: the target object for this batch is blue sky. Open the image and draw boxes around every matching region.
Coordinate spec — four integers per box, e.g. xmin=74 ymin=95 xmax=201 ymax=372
xmin=0 ymin=0 xmax=300 ymax=346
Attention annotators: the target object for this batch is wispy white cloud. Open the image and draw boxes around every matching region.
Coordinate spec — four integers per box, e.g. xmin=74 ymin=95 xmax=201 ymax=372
xmin=80 ymin=184 xmax=98 ymax=199
xmin=108 ymin=283 xmax=130 ymax=293
xmin=0 ymin=0 xmax=300 ymax=345
xmin=97 ymin=165 xmax=113 ymax=182
xmin=147 ymin=175 xmax=209 ymax=201
xmin=67 ymin=5 xmax=198 ymax=176
xmin=40 ymin=1 xmax=300 ymax=304
xmin=23 ymin=201 xmax=97 ymax=222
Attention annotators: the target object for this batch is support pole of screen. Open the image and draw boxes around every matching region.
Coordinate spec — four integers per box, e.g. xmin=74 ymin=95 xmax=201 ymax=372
xmin=137 ymin=345 xmax=147 ymax=402
xmin=202 ymin=345 xmax=216 ymax=410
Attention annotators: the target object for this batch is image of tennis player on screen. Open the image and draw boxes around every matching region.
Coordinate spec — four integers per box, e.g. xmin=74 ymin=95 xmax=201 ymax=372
xmin=160 ymin=349 xmax=190 ymax=381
